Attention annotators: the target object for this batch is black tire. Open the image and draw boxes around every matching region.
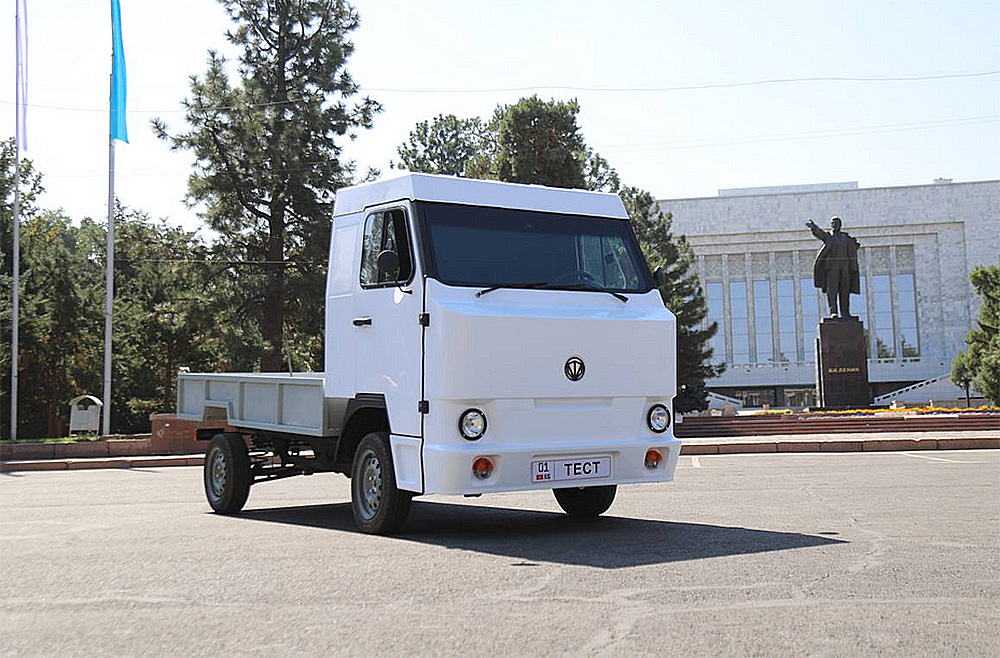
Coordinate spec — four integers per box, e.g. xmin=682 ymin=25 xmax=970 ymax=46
xmin=553 ymin=485 xmax=617 ymax=517
xmin=204 ymin=433 xmax=251 ymax=514
xmin=351 ymin=432 xmax=413 ymax=535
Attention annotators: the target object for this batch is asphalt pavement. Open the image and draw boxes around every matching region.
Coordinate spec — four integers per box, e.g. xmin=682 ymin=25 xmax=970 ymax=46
xmin=1 ymin=450 xmax=998 ymax=657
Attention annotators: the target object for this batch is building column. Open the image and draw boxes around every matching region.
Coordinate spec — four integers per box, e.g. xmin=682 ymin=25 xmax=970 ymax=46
xmin=721 ymin=254 xmax=732 ymax=364
xmin=745 ymin=253 xmax=756 ymax=364
xmin=793 ymin=250 xmax=805 ymax=363
xmin=863 ymin=246 xmax=876 ymax=359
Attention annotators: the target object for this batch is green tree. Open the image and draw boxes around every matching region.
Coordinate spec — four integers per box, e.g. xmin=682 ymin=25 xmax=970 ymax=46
xmin=0 ymin=210 xmax=103 ymax=437
xmin=394 ymin=114 xmax=487 ymax=177
xmin=108 ymin=205 xmax=226 ymax=431
xmin=153 ymin=0 xmax=380 ymax=371
xmin=490 ymin=96 xmax=588 ymax=188
xmin=396 ymin=97 xmax=620 ymax=192
xmin=1 ymin=138 xmax=44 ymax=264
xmin=952 ymin=262 xmax=1000 ymax=405
xmin=621 ymin=187 xmax=724 ymax=412
xmin=1 ymin=141 xmax=48 ymax=437
xmin=950 ymin=349 xmax=975 ymax=407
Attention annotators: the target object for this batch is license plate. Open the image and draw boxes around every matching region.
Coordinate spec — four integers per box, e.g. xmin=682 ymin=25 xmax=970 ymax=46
xmin=531 ymin=456 xmax=611 ymax=483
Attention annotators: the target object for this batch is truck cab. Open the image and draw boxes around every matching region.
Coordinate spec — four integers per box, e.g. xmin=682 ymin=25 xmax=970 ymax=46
xmin=179 ymin=173 xmax=680 ymax=534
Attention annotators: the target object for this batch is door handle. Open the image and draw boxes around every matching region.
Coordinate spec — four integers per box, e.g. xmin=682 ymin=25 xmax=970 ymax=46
xmin=352 ymin=317 xmax=372 ymax=327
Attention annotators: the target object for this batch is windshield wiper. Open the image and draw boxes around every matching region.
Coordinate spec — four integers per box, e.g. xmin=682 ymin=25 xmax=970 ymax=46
xmin=553 ymin=281 xmax=629 ymax=303
xmin=475 ymin=282 xmax=548 ymax=298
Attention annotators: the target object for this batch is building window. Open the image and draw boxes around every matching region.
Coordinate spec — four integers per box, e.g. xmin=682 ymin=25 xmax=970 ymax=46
xmin=776 ymin=279 xmax=796 ymax=363
xmin=872 ymin=274 xmax=895 ymax=358
xmin=784 ymin=387 xmax=817 ymax=409
xmin=706 ymin=282 xmax=725 ymax=365
xmin=897 ymin=273 xmax=920 ymax=357
xmin=801 ymin=278 xmax=820 ymax=362
xmin=730 ymin=281 xmax=749 ymax=365
xmin=753 ymin=280 xmax=773 ymax=363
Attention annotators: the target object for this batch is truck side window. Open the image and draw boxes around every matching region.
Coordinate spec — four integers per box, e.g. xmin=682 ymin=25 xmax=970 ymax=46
xmin=360 ymin=209 xmax=413 ymax=287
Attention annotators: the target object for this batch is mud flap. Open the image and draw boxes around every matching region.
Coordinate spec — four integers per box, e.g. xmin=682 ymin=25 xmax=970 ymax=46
xmin=390 ymin=434 xmax=424 ymax=493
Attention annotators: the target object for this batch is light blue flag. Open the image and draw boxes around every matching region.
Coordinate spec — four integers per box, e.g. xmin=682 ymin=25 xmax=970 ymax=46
xmin=110 ymin=0 xmax=128 ymax=143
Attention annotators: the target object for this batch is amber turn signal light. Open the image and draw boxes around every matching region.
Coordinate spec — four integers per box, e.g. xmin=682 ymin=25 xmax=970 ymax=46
xmin=644 ymin=449 xmax=663 ymax=469
xmin=472 ymin=456 xmax=494 ymax=480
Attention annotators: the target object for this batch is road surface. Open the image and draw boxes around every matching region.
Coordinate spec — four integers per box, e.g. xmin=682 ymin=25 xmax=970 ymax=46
xmin=2 ymin=450 xmax=998 ymax=656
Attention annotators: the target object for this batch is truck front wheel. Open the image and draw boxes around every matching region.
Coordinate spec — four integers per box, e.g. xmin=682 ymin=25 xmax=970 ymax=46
xmin=553 ymin=485 xmax=617 ymax=517
xmin=351 ymin=432 xmax=412 ymax=534
xmin=204 ymin=433 xmax=251 ymax=514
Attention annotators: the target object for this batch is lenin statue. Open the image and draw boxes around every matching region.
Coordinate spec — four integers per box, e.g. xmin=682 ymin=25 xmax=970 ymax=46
xmin=806 ymin=216 xmax=861 ymax=320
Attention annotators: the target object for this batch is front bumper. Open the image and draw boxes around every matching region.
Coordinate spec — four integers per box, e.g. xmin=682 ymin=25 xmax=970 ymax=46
xmin=421 ymin=434 xmax=681 ymax=496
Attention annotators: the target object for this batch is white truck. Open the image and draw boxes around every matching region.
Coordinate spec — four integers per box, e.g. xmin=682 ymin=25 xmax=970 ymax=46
xmin=177 ymin=173 xmax=681 ymax=534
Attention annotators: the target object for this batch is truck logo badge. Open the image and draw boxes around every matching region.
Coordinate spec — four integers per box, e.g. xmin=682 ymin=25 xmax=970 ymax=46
xmin=564 ymin=356 xmax=585 ymax=381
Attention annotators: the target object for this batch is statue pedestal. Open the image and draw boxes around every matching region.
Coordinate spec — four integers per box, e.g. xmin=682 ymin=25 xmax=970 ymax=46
xmin=815 ymin=319 xmax=870 ymax=408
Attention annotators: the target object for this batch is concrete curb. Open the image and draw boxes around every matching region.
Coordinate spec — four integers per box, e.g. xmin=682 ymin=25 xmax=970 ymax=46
xmin=1 ymin=436 xmax=997 ymax=472
xmin=2 ymin=455 xmax=205 ymax=472
xmin=677 ymin=436 xmax=999 ymax=455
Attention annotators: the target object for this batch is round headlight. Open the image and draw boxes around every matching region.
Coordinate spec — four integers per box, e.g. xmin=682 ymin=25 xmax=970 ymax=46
xmin=459 ymin=409 xmax=487 ymax=440
xmin=647 ymin=404 xmax=670 ymax=433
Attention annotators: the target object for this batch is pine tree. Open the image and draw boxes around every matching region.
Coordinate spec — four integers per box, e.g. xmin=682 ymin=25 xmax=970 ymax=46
xmin=953 ymin=262 xmax=1000 ymax=404
xmin=153 ymin=0 xmax=379 ymax=371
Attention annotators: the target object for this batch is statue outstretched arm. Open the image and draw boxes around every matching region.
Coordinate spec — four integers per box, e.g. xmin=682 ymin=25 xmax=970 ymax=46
xmin=806 ymin=219 xmax=829 ymax=242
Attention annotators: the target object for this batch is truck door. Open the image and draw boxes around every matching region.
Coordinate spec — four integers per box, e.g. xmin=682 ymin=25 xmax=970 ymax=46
xmin=353 ymin=206 xmax=424 ymax=438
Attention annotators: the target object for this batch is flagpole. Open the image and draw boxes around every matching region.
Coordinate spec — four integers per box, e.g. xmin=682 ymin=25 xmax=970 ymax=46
xmin=10 ymin=138 xmax=21 ymax=441
xmin=102 ymin=129 xmax=115 ymax=436
xmin=10 ymin=0 xmax=27 ymax=440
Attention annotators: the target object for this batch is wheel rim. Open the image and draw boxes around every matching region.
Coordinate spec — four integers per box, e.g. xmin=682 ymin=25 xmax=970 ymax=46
xmin=357 ymin=449 xmax=383 ymax=521
xmin=208 ymin=448 xmax=227 ymax=501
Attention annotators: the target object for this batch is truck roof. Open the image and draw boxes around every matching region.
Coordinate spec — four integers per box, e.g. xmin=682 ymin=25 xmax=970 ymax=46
xmin=333 ymin=173 xmax=629 ymax=219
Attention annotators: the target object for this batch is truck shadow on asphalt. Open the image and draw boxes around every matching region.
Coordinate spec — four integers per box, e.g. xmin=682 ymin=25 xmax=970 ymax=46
xmin=238 ymin=501 xmax=846 ymax=569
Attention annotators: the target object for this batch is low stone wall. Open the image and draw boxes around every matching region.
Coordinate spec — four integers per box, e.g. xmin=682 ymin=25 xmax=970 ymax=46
xmin=1 ymin=435 xmax=153 ymax=460
xmin=1 ymin=414 xmax=233 ymax=461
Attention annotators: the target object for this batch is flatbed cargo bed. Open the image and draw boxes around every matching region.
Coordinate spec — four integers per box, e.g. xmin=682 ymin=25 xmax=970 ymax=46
xmin=176 ymin=372 xmax=337 ymax=437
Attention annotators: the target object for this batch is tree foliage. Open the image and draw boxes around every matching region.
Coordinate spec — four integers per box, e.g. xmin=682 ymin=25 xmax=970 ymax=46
xmin=1 ymin=137 xmax=44 ymax=285
xmin=109 ymin=206 xmax=225 ymax=428
xmin=490 ymin=96 xmax=588 ymax=188
xmin=394 ymin=114 xmax=487 ymax=177
xmin=953 ymin=262 xmax=1000 ymax=404
xmin=396 ymin=96 xmax=620 ymax=192
xmin=1 ymin=196 xmax=226 ymax=437
xmin=153 ymin=0 xmax=379 ymax=371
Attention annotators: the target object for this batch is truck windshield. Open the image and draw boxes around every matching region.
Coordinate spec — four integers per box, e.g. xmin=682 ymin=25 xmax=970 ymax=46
xmin=416 ymin=202 xmax=654 ymax=293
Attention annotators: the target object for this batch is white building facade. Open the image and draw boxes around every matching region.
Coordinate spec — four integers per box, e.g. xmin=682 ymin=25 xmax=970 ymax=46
xmin=659 ymin=179 xmax=999 ymax=407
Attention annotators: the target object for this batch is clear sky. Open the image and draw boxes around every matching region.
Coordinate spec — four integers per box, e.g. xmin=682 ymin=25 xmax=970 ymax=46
xmin=2 ymin=0 xmax=998 ymax=234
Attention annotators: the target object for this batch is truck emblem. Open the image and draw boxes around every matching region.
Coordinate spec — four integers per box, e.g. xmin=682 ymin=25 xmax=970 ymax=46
xmin=564 ymin=356 xmax=585 ymax=381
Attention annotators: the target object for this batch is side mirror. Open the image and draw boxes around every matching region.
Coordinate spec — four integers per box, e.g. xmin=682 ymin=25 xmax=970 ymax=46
xmin=653 ymin=267 xmax=666 ymax=288
xmin=376 ymin=250 xmax=400 ymax=280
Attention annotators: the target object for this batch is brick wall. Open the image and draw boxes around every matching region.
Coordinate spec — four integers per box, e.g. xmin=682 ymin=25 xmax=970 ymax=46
xmin=150 ymin=413 xmax=233 ymax=455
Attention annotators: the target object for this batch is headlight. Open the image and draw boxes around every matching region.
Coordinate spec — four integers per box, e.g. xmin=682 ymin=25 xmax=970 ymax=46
xmin=459 ymin=408 xmax=487 ymax=440
xmin=647 ymin=404 xmax=670 ymax=433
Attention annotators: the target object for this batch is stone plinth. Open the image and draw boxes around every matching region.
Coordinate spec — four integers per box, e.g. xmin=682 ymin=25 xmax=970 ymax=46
xmin=815 ymin=319 xmax=870 ymax=408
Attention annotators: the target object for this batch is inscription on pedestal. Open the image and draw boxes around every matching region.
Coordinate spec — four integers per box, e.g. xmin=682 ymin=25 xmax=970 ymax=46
xmin=815 ymin=319 xmax=870 ymax=408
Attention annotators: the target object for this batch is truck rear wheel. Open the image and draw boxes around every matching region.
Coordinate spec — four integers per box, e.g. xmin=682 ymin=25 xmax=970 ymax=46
xmin=204 ymin=433 xmax=251 ymax=514
xmin=553 ymin=485 xmax=617 ymax=517
xmin=351 ymin=432 xmax=412 ymax=535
